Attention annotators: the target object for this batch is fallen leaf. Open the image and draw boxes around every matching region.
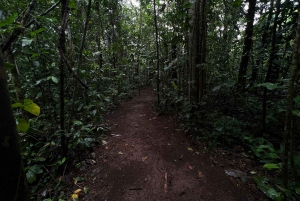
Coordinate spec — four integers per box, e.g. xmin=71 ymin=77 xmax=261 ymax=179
xmin=92 ymin=167 xmax=101 ymax=174
xmin=164 ymin=127 xmax=168 ymax=129
xmin=225 ymin=169 xmax=248 ymax=178
xmin=111 ymin=133 xmax=121 ymax=137
xmin=187 ymin=147 xmax=193 ymax=152
xmin=118 ymin=151 xmax=123 ymax=155
xmin=74 ymin=189 xmax=82 ymax=194
xmin=142 ymin=156 xmax=148 ymax=161
xmin=105 ymin=146 xmax=108 ymax=149
xmin=102 ymin=140 xmax=108 ymax=145
xmin=74 ymin=177 xmax=85 ymax=184
xmin=83 ymin=187 xmax=89 ymax=194
xmin=86 ymin=159 xmax=96 ymax=165
xmin=144 ymin=177 xmax=148 ymax=182
xmin=188 ymin=165 xmax=194 ymax=170
xmin=71 ymin=193 xmax=79 ymax=201
xmin=198 ymin=170 xmax=204 ymax=178
xmin=195 ymin=152 xmax=200 ymax=155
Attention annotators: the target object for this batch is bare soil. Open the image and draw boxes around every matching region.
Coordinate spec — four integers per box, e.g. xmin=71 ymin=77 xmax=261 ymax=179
xmin=73 ymin=88 xmax=264 ymax=201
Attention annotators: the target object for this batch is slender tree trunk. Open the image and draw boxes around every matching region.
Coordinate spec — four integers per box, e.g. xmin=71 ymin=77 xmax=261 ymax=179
xmin=251 ymin=0 xmax=274 ymax=86
xmin=283 ymin=7 xmax=300 ymax=188
xmin=153 ymin=0 xmax=160 ymax=105
xmin=58 ymin=0 xmax=69 ymax=157
xmin=189 ymin=0 xmax=201 ymax=104
xmin=262 ymin=0 xmax=281 ymax=130
xmin=138 ymin=6 xmax=143 ymax=96
xmin=67 ymin=0 xmax=92 ymax=133
xmin=237 ymin=0 xmax=256 ymax=92
xmin=96 ymin=2 xmax=103 ymax=69
xmin=1 ymin=40 xmax=28 ymax=120
xmin=0 ymin=48 xmax=30 ymax=201
xmin=199 ymin=0 xmax=207 ymax=101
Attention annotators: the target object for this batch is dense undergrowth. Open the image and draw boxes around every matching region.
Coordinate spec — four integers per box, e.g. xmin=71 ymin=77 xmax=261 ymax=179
xmin=157 ymin=84 xmax=300 ymax=200
xmin=12 ymin=68 xmax=139 ymax=200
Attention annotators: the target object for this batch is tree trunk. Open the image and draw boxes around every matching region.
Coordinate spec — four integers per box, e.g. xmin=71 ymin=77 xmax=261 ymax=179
xmin=67 ymin=0 xmax=92 ymax=134
xmin=262 ymin=0 xmax=281 ymax=130
xmin=237 ymin=0 xmax=256 ymax=92
xmin=0 ymin=48 xmax=30 ymax=201
xmin=189 ymin=0 xmax=201 ymax=104
xmin=2 ymin=41 xmax=28 ymax=121
xmin=96 ymin=2 xmax=103 ymax=69
xmin=189 ymin=0 xmax=207 ymax=104
xmin=58 ymin=0 xmax=68 ymax=157
xmin=251 ymin=0 xmax=274 ymax=86
xmin=283 ymin=6 xmax=300 ymax=188
xmin=153 ymin=0 xmax=160 ymax=105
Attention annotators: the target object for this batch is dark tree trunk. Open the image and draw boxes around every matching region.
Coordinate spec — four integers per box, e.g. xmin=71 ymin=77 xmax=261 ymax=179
xmin=262 ymin=0 xmax=281 ymax=130
xmin=283 ymin=6 xmax=300 ymax=188
xmin=154 ymin=0 xmax=160 ymax=105
xmin=237 ymin=0 xmax=257 ymax=92
xmin=58 ymin=0 xmax=68 ymax=157
xmin=0 ymin=48 xmax=30 ymax=201
xmin=251 ymin=0 xmax=274 ymax=86
xmin=189 ymin=0 xmax=207 ymax=104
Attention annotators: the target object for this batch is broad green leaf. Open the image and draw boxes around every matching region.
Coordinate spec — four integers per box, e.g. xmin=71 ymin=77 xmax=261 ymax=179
xmin=253 ymin=176 xmax=283 ymax=200
xmin=23 ymin=99 xmax=40 ymax=116
xmin=275 ymin=185 xmax=292 ymax=197
xmin=21 ymin=38 xmax=33 ymax=47
xmin=33 ymin=157 xmax=46 ymax=162
xmin=295 ymin=188 xmax=300 ymax=194
xmin=17 ymin=118 xmax=30 ymax=132
xmin=4 ymin=62 xmax=14 ymax=69
xmin=12 ymin=102 xmax=23 ymax=108
xmin=292 ymin=110 xmax=300 ymax=117
xmin=212 ymin=85 xmax=221 ymax=92
xmin=69 ymin=0 xmax=76 ymax=9
xmin=93 ymin=51 xmax=102 ymax=56
xmin=263 ymin=163 xmax=279 ymax=170
xmin=26 ymin=170 xmax=36 ymax=184
xmin=256 ymin=83 xmax=279 ymax=90
xmin=47 ymin=76 xmax=59 ymax=83
xmin=0 ymin=13 xmax=17 ymax=27
xmin=30 ymin=28 xmax=46 ymax=37
xmin=171 ymin=81 xmax=178 ymax=90
xmin=293 ymin=96 xmax=300 ymax=103
xmin=29 ymin=164 xmax=43 ymax=174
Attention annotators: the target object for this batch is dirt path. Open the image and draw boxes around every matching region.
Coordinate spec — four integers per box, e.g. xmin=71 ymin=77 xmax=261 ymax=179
xmin=81 ymin=88 xmax=257 ymax=201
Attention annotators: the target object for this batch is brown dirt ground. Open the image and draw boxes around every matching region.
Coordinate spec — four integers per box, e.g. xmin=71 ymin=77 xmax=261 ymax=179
xmin=72 ymin=88 xmax=264 ymax=201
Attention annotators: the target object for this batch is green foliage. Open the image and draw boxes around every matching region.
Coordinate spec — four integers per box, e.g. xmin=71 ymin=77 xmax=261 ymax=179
xmin=1 ymin=0 xmax=300 ymax=200
xmin=253 ymin=175 xmax=284 ymax=201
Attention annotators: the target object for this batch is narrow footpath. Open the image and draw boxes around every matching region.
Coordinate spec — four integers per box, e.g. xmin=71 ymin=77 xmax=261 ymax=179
xmin=81 ymin=88 xmax=260 ymax=201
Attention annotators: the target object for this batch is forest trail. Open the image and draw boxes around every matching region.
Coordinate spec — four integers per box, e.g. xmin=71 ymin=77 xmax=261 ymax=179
xmin=81 ymin=88 xmax=256 ymax=201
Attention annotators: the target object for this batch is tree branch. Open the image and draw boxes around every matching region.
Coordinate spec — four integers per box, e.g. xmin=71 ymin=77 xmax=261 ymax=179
xmin=58 ymin=0 xmax=88 ymax=90
xmin=58 ymin=48 xmax=89 ymax=89
xmin=1 ymin=0 xmax=61 ymax=53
